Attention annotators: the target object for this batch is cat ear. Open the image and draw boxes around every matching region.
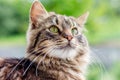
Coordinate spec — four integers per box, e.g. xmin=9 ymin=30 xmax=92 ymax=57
xmin=30 ymin=0 xmax=48 ymax=23
xmin=77 ymin=12 xmax=89 ymax=25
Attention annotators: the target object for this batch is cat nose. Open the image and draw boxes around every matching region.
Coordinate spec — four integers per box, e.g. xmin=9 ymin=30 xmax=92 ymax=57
xmin=66 ymin=35 xmax=73 ymax=41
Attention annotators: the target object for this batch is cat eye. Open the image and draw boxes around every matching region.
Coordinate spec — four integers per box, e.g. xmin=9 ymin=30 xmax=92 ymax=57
xmin=72 ymin=28 xmax=78 ymax=35
xmin=49 ymin=25 xmax=59 ymax=33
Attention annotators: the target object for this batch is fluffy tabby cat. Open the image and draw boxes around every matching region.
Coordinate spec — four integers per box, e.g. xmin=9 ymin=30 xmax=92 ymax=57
xmin=0 ymin=1 xmax=90 ymax=80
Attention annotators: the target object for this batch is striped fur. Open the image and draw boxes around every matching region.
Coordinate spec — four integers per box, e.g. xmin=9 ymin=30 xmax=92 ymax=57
xmin=0 ymin=1 xmax=90 ymax=80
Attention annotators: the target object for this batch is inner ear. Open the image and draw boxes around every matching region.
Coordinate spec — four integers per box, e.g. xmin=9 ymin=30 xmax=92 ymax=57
xmin=77 ymin=12 xmax=89 ymax=26
xmin=30 ymin=1 xmax=48 ymax=25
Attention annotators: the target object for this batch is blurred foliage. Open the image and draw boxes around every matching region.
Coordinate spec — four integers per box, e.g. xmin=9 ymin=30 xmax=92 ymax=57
xmin=87 ymin=62 xmax=120 ymax=80
xmin=0 ymin=0 xmax=120 ymax=44
xmin=0 ymin=0 xmax=120 ymax=80
xmin=0 ymin=0 xmax=30 ymax=36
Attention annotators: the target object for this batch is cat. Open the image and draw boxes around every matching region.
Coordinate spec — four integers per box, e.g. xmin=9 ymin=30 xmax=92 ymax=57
xmin=0 ymin=1 xmax=90 ymax=80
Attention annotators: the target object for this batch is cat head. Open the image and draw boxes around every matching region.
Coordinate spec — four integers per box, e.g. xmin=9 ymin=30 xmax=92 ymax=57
xmin=27 ymin=1 xmax=89 ymax=59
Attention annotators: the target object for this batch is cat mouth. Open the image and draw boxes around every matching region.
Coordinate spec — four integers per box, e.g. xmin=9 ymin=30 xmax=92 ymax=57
xmin=57 ymin=42 xmax=75 ymax=49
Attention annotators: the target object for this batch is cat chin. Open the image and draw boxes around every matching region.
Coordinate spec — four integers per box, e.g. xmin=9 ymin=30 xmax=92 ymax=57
xmin=57 ymin=44 xmax=76 ymax=49
xmin=48 ymin=48 xmax=79 ymax=59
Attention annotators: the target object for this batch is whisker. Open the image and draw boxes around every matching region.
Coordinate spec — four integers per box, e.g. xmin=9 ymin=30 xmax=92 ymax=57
xmin=92 ymin=51 xmax=106 ymax=71
xmin=6 ymin=53 xmax=33 ymax=79
xmin=22 ymin=55 xmax=40 ymax=76
xmin=22 ymin=51 xmax=45 ymax=76
xmin=90 ymin=48 xmax=107 ymax=80
xmin=35 ymin=52 xmax=49 ymax=76
xmin=35 ymin=47 xmax=53 ymax=76
xmin=90 ymin=56 xmax=105 ymax=80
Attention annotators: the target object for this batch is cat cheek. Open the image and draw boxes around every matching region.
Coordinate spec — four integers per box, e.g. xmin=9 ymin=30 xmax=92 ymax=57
xmin=70 ymin=38 xmax=78 ymax=46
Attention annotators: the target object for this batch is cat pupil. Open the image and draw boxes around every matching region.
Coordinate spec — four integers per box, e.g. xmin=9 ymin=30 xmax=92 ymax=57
xmin=72 ymin=28 xmax=78 ymax=35
xmin=49 ymin=26 xmax=59 ymax=33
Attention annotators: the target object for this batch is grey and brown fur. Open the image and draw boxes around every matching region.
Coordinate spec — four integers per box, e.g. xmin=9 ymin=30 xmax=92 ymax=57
xmin=0 ymin=1 xmax=90 ymax=80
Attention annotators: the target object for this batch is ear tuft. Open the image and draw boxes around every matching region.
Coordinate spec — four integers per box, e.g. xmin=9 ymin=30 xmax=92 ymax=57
xmin=77 ymin=11 xmax=89 ymax=25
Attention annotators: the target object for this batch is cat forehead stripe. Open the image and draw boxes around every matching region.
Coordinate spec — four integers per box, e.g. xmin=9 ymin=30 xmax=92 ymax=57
xmin=64 ymin=16 xmax=76 ymax=26
xmin=52 ymin=16 xmax=58 ymax=25
xmin=64 ymin=16 xmax=68 ymax=21
xmin=73 ymin=21 xmax=77 ymax=27
xmin=69 ymin=18 xmax=73 ymax=27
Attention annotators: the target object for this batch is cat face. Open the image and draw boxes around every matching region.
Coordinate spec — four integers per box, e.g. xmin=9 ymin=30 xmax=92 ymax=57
xmin=27 ymin=1 xmax=89 ymax=59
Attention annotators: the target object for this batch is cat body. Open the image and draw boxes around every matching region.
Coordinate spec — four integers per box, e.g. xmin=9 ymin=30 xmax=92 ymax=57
xmin=0 ymin=56 xmax=87 ymax=80
xmin=0 ymin=1 xmax=90 ymax=80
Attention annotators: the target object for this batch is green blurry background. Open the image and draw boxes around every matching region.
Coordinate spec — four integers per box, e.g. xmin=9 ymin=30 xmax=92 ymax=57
xmin=0 ymin=0 xmax=120 ymax=80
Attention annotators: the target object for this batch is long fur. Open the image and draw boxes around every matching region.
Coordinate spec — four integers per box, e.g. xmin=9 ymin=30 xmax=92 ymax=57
xmin=0 ymin=1 xmax=90 ymax=80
